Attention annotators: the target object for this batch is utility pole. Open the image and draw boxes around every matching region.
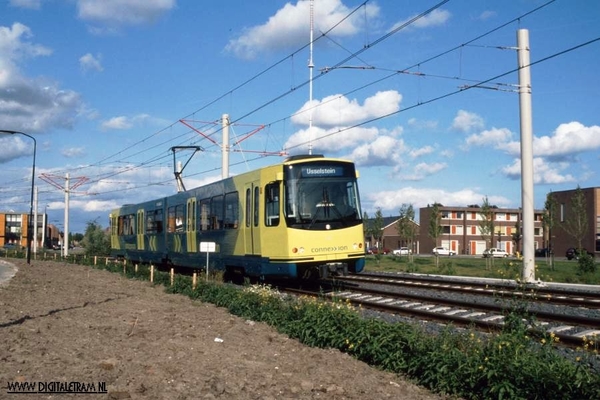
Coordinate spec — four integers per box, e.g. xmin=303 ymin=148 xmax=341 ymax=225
xmin=33 ymin=186 xmax=38 ymax=254
xmin=222 ymin=114 xmax=230 ymax=179
xmin=40 ymin=173 xmax=89 ymax=257
xmin=307 ymin=0 xmax=314 ymax=155
xmin=517 ymin=29 xmax=535 ymax=283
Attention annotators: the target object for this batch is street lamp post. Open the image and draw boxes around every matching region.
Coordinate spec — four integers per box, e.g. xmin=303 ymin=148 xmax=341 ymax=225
xmin=0 ymin=130 xmax=36 ymax=264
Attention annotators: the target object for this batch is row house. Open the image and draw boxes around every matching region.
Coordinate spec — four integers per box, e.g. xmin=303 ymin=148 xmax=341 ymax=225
xmin=419 ymin=205 xmax=545 ymax=256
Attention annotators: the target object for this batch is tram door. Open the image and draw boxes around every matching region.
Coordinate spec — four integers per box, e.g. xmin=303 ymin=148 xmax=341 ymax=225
xmin=244 ymin=182 xmax=261 ymax=255
xmin=186 ymin=198 xmax=197 ymax=253
xmin=136 ymin=209 xmax=145 ymax=250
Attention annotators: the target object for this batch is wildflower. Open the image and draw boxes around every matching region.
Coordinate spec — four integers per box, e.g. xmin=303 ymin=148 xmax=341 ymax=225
xmin=541 ymin=338 xmax=546 ymax=345
xmin=576 ymin=357 xmax=581 ymax=362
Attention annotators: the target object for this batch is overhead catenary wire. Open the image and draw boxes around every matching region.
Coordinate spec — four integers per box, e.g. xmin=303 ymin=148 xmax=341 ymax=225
xmin=3 ymin=0 xmax=591 ymax=207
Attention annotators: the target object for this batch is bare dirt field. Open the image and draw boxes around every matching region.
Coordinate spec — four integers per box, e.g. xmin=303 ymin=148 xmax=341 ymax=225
xmin=0 ymin=259 xmax=448 ymax=399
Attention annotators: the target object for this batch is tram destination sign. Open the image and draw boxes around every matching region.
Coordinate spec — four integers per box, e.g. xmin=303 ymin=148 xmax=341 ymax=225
xmin=301 ymin=166 xmax=344 ymax=177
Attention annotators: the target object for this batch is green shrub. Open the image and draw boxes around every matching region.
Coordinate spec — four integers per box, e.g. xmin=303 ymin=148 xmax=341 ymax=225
xmin=83 ymin=260 xmax=600 ymax=399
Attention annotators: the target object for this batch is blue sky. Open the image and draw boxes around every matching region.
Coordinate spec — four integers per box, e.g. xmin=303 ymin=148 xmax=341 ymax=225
xmin=1 ymin=0 xmax=599 ymax=234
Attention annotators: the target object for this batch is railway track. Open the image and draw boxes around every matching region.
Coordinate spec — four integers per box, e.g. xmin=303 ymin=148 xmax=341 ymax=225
xmin=337 ymin=272 xmax=600 ymax=309
xmin=281 ymin=273 xmax=600 ymax=348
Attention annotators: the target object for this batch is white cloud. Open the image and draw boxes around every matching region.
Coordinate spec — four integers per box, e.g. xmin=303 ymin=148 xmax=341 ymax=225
xmin=100 ymin=114 xmax=168 ymax=131
xmin=347 ymin=135 xmax=407 ymax=167
xmin=79 ymin=53 xmax=103 ymax=72
xmin=0 ymin=135 xmax=34 ymax=163
xmin=501 ymin=157 xmax=576 ymax=184
xmin=292 ymin=91 xmax=402 ymax=127
xmin=62 ymin=147 xmax=86 ymax=158
xmin=403 ymin=162 xmax=448 ymax=181
xmin=477 ymin=11 xmax=496 ymax=21
xmin=407 ymin=117 xmax=438 ymax=131
xmin=370 ymin=187 xmax=510 ymax=213
xmin=409 ymin=145 xmax=434 ymax=158
xmin=225 ymin=0 xmax=380 ymax=59
xmin=452 ymin=109 xmax=484 ymax=132
xmin=464 ymin=127 xmax=513 ymax=148
xmin=9 ymin=0 xmax=41 ymax=10
xmin=101 ymin=116 xmax=133 ymax=130
xmin=76 ymin=0 xmax=176 ymax=32
xmin=285 ymin=125 xmax=380 ymax=154
xmin=0 ymin=23 xmax=81 ymax=133
xmin=504 ymin=121 xmax=600 ymax=158
xmin=389 ymin=8 xmax=451 ymax=32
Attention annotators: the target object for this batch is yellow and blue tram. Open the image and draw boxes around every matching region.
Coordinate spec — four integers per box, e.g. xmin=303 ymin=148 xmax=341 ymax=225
xmin=109 ymin=154 xmax=365 ymax=280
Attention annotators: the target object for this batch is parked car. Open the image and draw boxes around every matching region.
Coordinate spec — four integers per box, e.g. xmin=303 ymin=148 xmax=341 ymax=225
xmin=367 ymin=247 xmax=390 ymax=255
xmin=483 ymin=248 xmax=508 ymax=258
xmin=565 ymin=247 xmax=594 ymax=260
xmin=534 ymin=248 xmax=550 ymax=257
xmin=432 ymin=246 xmax=455 ymax=256
xmin=392 ymin=247 xmax=411 ymax=256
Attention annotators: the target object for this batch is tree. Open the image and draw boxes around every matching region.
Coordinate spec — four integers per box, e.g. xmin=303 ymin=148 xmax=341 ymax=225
xmin=563 ymin=186 xmax=588 ymax=251
xmin=478 ymin=196 xmax=495 ymax=270
xmin=369 ymin=208 xmax=384 ymax=258
xmin=362 ymin=211 xmax=370 ymax=247
xmin=511 ymin=221 xmax=522 ymax=256
xmin=396 ymin=203 xmax=416 ymax=259
xmin=478 ymin=196 xmax=495 ymax=247
xmin=428 ymin=203 xmax=443 ymax=266
xmin=542 ymin=191 xmax=558 ymax=269
xmin=81 ymin=220 xmax=111 ymax=256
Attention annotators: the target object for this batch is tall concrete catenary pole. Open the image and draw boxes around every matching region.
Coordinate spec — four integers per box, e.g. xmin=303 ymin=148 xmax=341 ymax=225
xmin=64 ymin=173 xmax=70 ymax=257
xmin=517 ymin=29 xmax=535 ymax=283
xmin=307 ymin=0 xmax=314 ymax=155
xmin=222 ymin=114 xmax=229 ymax=179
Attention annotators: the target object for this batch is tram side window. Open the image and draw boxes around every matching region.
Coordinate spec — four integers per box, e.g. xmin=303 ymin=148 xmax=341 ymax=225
xmin=245 ymin=189 xmax=251 ymax=228
xmin=167 ymin=206 xmax=175 ymax=232
xmin=175 ymin=204 xmax=184 ymax=232
xmin=224 ymin=191 xmax=239 ymax=229
xmin=200 ymin=200 xmax=210 ymax=231
xmin=155 ymin=209 xmax=163 ymax=233
xmin=119 ymin=214 xmax=135 ymax=235
xmin=146 ymin=209 xmax=163 ymax=234
xmin=211 ymin=195 xmax=224 ymax=230
xmin=167 ymin=205 xmax=184 ymax=232
xmin=265 ymin=183 xmax=280 ymax=227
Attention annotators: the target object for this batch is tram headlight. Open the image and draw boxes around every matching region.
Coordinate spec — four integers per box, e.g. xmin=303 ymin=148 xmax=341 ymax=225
xmin=292 ymin=247 xmax=305 ymax=254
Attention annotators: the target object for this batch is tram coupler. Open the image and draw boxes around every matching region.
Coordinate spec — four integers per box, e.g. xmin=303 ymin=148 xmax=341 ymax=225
xmin=319 ymin=262 xmax=349 ymax=279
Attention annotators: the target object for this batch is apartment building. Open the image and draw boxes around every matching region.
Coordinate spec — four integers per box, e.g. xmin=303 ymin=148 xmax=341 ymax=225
xmin=0 ymin=211 xmax=49 ymax=249
xmin=419 ymin=205 xmax=545 ymax=256
xmin=549 ymin=186 xmax=599 ymax=257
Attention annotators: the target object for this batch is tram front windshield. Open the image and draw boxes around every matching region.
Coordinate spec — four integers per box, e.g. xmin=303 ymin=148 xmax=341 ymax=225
xmin=284 ymin=161 xmax=362 ymax=230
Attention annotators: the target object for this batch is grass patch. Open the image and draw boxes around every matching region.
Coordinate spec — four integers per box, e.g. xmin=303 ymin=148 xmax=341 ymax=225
xmin=368 ymin=255 xmax=600 ymax=284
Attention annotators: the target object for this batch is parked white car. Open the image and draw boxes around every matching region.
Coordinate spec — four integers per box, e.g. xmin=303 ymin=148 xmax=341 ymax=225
xmin=483 ymin=248 xmax=508 ymax=258
xmin=393 ymin=247 xmax=411 ymax=256
xmin=432 ymin=246 xmax=455 ymax=256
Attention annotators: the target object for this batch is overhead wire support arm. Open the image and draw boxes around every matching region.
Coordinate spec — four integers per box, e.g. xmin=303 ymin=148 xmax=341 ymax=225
xmin=171 ymin=146 xmax=203 ymax=192
xmin=179 ymin=119 xmax=220 ymax=145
